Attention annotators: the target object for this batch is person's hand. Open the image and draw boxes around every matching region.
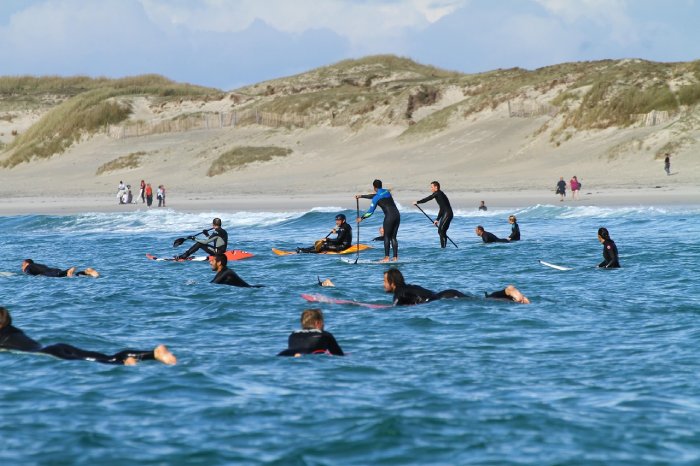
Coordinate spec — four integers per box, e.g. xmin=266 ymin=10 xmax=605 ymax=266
xmin=330 ymin=228 xmax=337 ymax=234
xmin=203 ymin=229 xmax=210 ymax=237
xmin=356 ymin=217 xmax=362 ymax=223
xmin=433 ymin=220 xmax=438 ymax=226
xmin=355 ymin=194 xmax=360 ymax=199
xmin=413 ymin=202 xmax=418 ymax=206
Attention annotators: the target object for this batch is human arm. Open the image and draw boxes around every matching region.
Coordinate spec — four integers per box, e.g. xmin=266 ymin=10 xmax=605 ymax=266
xmin=322 ymin=332 xmax=344 ymax=356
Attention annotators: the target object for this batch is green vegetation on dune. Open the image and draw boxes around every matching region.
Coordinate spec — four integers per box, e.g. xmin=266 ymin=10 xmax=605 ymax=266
xmin=207 ymin=146 xmax=292 ymax=176
xmin=0 ymin=75 xmax=221 ymax=168
xmin=96 ymin=151 xmax=147 ymax=175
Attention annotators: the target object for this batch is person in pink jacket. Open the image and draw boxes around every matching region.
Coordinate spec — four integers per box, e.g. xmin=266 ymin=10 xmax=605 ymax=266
xmin=570 ymin=176 xmax=581 ymax=200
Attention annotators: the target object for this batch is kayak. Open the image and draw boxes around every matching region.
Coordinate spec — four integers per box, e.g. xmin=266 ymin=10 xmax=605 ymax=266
xmin=272 ymin=244 xmax=373 ymax=256
xmin=146 ymin=249 xmax=254 ymax=262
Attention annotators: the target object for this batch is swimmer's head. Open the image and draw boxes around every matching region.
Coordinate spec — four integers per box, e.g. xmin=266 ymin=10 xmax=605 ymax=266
xmin=210 ymin=253 xmax=227 ymax=271
xmin=0 ymin=307 xmax=11 ymax=329
xmin=475 ymin=225 xmax=484 ymax=235
xmin=598 ymin=227 xmax=610 ymax=241
xmin=384 ymin=268 xmax=405 ymax=292
xmin=22 ymin=259 xmax=33 ymax=272
xmin=301 ymin=308 xmax=324 ymax=330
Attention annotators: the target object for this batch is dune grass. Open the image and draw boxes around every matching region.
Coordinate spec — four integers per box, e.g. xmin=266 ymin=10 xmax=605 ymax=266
xmin=0 ymin=75 xmax=221 ymax=167
xmin=96 ymin=151 xmax=147 ymax=175
xmin=207 ymin=146 xmax=292 ymax=176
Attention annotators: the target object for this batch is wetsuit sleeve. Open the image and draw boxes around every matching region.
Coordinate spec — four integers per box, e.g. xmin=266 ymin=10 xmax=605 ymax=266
xmin=600 ymin=242 xmax=619 ymax=268
xmin=211 ymin=268 xmax=253 ymax=287
xmin=416 ymin=193 xmax=436 ymax=204
xmin=196 ymin=233 xmax=222 ymax=248
xmin=0 ymin=326 xmax=42 ymax=351
xmin=361 ymin=192 xmax=382 ymax=219
xmin=322 ymin=332 xmax=344 ymax=356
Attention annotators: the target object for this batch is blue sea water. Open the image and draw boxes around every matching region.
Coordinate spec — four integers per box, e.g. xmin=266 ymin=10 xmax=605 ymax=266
xmin=1 ymin=204 xmax=700 ymax=465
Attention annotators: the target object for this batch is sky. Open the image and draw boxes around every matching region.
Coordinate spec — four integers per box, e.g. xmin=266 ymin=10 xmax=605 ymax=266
xmin=0 ymin=0 xmax=698 ymax=90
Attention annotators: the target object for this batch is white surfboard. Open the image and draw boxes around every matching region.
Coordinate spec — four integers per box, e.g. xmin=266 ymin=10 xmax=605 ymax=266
xmin=539 ymin=260 xmax=573 ymax=271
xmin=340 ymin=258 xmax=403 ymax=265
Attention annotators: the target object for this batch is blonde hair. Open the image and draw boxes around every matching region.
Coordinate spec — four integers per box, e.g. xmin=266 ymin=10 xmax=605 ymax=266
xmin=301 ymin=309 xmax=324 ymax=329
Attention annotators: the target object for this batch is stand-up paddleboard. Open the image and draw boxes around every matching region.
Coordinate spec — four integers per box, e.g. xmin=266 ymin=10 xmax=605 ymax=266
xmin=539 ymin=260 xmax=573 ymax=271
xmin=272 ymin=244 xmax=372 ymax=256
xmin=146 ymin=250 xmax=254 ymax=262
xmin=301 ymin=293 xmax=391 ymax=309
xmin=339 ymin=257 xmax=403 ymax=265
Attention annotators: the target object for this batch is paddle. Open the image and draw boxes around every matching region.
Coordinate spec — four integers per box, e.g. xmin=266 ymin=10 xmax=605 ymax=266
xmin=355 ymin=197 xmax=361 ymax=264
xmin=414 ymin=204 xmax=458 ymax=248
xmin=172 ymin=228 xmax=212 ymax=248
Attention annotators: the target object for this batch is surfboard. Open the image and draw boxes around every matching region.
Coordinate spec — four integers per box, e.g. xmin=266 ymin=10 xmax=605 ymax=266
xmin=272 ymin=244 xmax=372 ymax=256
xmin=339 ymin=257 xmax=403 ymax=265
xmin=146 ymin=250 xmax=254 ymax=262
xmin=539 ymin=260 xmax=573 ymax=271
xmin=301 ymin=293 xmax=391 ymax=309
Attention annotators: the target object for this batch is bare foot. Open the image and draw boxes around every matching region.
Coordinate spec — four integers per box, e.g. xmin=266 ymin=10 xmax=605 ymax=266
xmin=154 ymin=344 xmax=177 ymax=365
xmin=124 ymin=357 xmax=138 ymax=366
xmin=84 ymin=268 xmax=100 ymax=278
xmin=392 ymin=257 xmax=399 ymax=262
xmin=66 ymin=267 xmax=76 ymax=277
xmin=379 ymin=257 xmax=390 ymax=263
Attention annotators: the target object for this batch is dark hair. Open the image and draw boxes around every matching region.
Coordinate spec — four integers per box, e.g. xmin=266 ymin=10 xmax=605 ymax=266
xmin=373 ymin=179 xmax=382 ymax=189
xmin=23 ymin=259 xmax=33 ymax=264
xmin=598 ymin=227 xmax=610 ymax=240
xmin=213 ymin=217 xmax=222 ymax=227
xmin=476 ymin=225 xmax=484 ymax=232
xmin=431 ymin=181 xmax=440 ymax=190
xmin=214 ymin=253 xmax=228 ymax=267
xmin=384 ymin=268 xmax=405 ymax=288
xmin=0 ymin=307 xmax=11 ymax=329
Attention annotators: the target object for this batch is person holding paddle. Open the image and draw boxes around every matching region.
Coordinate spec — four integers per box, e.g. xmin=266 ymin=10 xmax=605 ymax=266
xmin=175 ymin=217 xmax=228 ymax=260
xmin=297 ymin=214 xmax=352 ymax=253
xmin=356 ymin=179 xmax=400 ymax=263
xmin=414 ymin=180 xmax=454 ymax=248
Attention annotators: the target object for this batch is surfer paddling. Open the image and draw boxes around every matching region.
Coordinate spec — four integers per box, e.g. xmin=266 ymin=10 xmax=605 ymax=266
xmin=0 ymin=307 xmax=176 ymax=366
xmin=22 ymin=259 xmax=99 ymax=278
xmin=475 ymin=226 xmax=509 ymax=243
xmin=210 ymin=253 xmax=262 ymax=287
xmin=277 ymin=309 xmax=344 ymax=357
xmin=356 ymin=179 xmax=400 ymax=262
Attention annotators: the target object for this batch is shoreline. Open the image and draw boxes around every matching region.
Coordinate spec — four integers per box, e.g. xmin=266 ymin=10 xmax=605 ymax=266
xmin=1 ymin=187 xmax=698 ymax=215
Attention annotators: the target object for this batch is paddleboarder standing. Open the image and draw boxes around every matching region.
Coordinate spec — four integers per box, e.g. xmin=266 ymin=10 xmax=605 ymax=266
xmin=414 ymin=181 xmax=453 ymax=248
xmin=356 ymin=179 xmax=400 ymax=263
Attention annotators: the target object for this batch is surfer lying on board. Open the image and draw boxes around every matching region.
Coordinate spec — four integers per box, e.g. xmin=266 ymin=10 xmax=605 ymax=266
xmin=372 ymin=226 xmax=385 ymax=242
xmin=176 ymin=217 xmax=228 ymax=260
xmin=22 ymin=259 xmax=99 ymax=278
xmin=277 ymin=309 xmax=344 ymax=357
xmin=297 ymin=214 xmax=353 ymax=253
xmin=384 ymin=269 xmax=530 ymax=305
xmin=597 ymin=227 xmax=620 ymax=268
xmin=210 ymin=253 xmax=262 ymax=287
xmin=356 ymin=179 xmax=400 ymax=262
xmin=475 ymin=226 xmax=509 ymax=243
xmin=414 ymin=181 xmax=454 ymax=248
xmin=0 ymin=307 xmax=176 ymax=365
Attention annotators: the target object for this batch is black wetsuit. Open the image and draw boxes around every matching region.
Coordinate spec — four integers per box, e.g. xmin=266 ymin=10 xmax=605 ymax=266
xmin=361 ymin=189 xmax=400 ymax=258
xmin=417 ymin=190 xmax=454 ymax=248
xmin=392 ymin=284 xmax=466 ymax=306
xmin=485 ymin=289 xmax=513 ymax=301
xmin=556 ymin=180 xmax=566 ymax=196
xmin=23 ymin=262 xmax=89 ymax=277
xmin=182 ymin=227 xmax=229 ymax=258
xmin=324 ymin=223 xmax=352 ymax=252
xmin=211 ymin=267 xmax=261 ymax=287
xmin=598 ymin=239 xmax=620 ymax=268
xmin=277 ymin=329 xmax=344 ymax=356
xmin=509 ymin=222 xmax=521 ymax=241
xmin=480 ymin=231 xmax=508 ymax=243
xmin=0 ymin=325 xmax=156 ymax=365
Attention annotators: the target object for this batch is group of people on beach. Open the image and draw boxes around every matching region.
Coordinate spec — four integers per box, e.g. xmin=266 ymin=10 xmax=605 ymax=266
xmin=117 ymin=180 xmax=166 ymax=207
xmin=3 ymin=178 xmax=622 ymax=363
xmin=555 ymin=176 xmax=582 ymax=201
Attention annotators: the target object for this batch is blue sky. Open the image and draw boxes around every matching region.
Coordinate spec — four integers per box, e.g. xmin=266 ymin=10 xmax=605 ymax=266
xmin=1 ymin=0 xmax=698 ymax=90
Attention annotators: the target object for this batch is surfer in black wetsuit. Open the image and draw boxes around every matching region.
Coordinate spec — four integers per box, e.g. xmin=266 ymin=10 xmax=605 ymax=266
xmin=278 ymin=309 xmax=344 ymax=356
xmin=22 ymin=259 xmax=99 ymax=278
xmin=0 ymin=307 xmax=176 ymax=365
xmin=209 ymin=253 xmax=262 ymax=287
xmin=507 ymin=215 xmax=520 ymax=241
xmin=356 ymin=179 xmax=400 ymax=262
xmin=383 ymin=269 xmax=466 ymax=306
xmin=597 ymin=227 xmax=620 ymax=268
xmin=176 ymin=217 xmax=228 ymax=260
xmin=485 ymin=285 xmax=530 ymax=304
xmin=415 ymin=181 xmax=453 ymax=248
xmin=475 ymin=225 xmax=508 ymax=243
xmin=298 ymin=214 xmax=353 ymax=253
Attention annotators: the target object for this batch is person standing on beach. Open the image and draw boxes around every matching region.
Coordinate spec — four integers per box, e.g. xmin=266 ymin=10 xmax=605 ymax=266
xmin=555 ymin=177 xmax=566 ymax=201
xmin=597 ymin=227 xmax=620 ymax=268
xmin=145 ymin=183 xmax=153 ymax=207
xmin=414 ymin=181 xmax=453 ymax=248
xmin=570 ymin=176 xmax=581 ymax=200
xmin=356 ymin=179 xmax=400 ymax=262
xmin=139 ymin=180 xmax=146 ymax=203
xmin=664 ymin=154 xmax=671 ymax=176
xmin=157 ymin=185 xmax=164 ymax=207
xmin=162 ymin=185 xmax=166 ymax=207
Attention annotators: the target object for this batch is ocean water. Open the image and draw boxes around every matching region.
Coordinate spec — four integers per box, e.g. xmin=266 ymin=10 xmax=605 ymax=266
xmin=1 ymin=204 xmax=700 ymax=465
